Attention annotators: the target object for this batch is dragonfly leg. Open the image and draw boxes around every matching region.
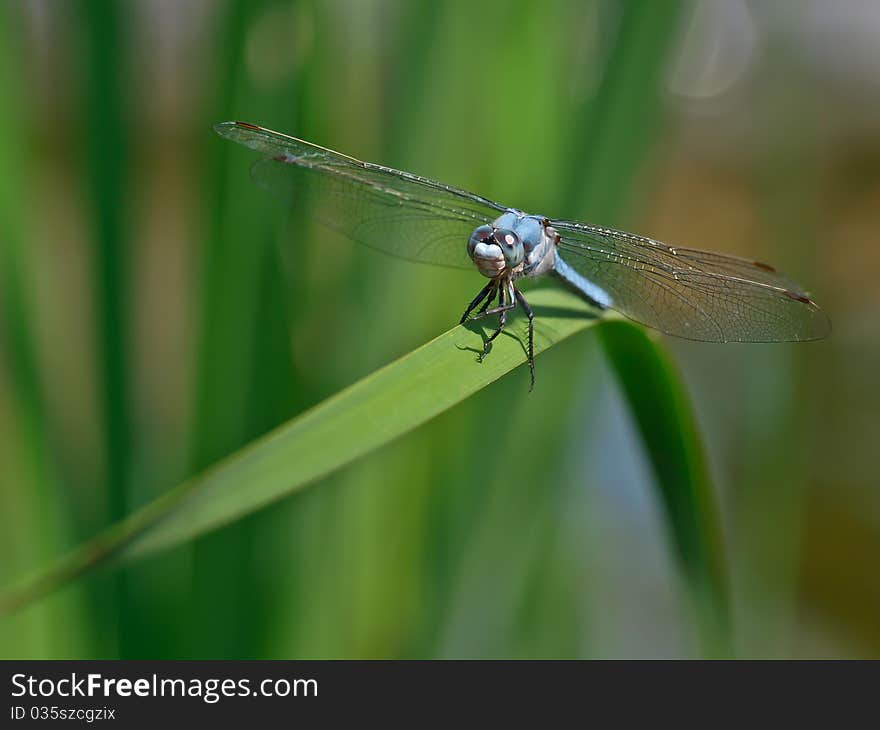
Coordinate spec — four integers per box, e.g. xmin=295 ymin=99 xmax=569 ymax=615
xmin=514 ymin=287 xmax=535 ymax=391
xmin=472 ymin=280 xmax=516 ymax=319
xmin=459 ymin=282 xmax=495 ymax=325
xmin=475 ymin=301 xmax=516 ymax=318
xmin=478 ymin=287 xmax=508 ymax=363
xmin=477 ymin=286 xmax=497 ymax=315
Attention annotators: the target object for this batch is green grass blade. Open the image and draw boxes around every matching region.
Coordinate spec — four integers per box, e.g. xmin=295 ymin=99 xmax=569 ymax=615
xmin=598 ymin=321 xmax=729 ymax=653
xmin=0 ymin=288 xmax=608 ymax=616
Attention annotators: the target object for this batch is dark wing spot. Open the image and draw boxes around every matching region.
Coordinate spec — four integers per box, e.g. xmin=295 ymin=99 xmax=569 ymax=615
xmin=783 ymin=289 xmax=812 ymax=304
xmin=234 ymin=121 xmax=263 ymax=131
xmin=752 ymin=260 xmax=777 ymax=272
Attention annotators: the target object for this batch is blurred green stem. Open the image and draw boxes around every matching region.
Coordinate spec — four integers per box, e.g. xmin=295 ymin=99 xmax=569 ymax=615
xmin=82 ymin=1 xmax=131 ymax=525
xmin=564 ymin=0 xmax=730 ymax=654
xmin=80 ymin=0 xmax=131 ymax=655
xmin=0 ymin=1 xmax=89 ymax=658
xmin=600 ymin=322 xmax=729 ymax=653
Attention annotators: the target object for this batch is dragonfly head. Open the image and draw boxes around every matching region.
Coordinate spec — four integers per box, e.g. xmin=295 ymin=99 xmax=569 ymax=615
xmin=467 ymin=224 xmax=524 ymax=278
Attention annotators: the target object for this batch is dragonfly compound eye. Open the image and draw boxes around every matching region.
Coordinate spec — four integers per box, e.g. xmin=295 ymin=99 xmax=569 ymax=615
xmin=467 ymin=225 xmax=495 ymax=259
xmin=468 ymin=224 xmax=510 ymax=278
xmin=493 ymin=228 xmax=524 ymax=268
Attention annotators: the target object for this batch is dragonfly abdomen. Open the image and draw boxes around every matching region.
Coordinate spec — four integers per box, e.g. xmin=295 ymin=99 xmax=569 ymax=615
xmin=551 ymin=256 xmax=613 ymax=310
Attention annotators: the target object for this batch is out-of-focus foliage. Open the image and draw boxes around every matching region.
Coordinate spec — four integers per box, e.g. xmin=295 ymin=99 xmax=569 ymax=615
xmin=1 ymin=0 xmax=878 ymax=658
xmin=0 ymin=289 xmax=609 ymax=618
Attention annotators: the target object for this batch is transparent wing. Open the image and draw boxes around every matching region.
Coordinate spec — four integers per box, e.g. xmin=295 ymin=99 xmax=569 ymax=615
xmin=552 ymin=219 xmax=830 ymax=342
xmin=215 ymin=121 xmax=506 ymax=269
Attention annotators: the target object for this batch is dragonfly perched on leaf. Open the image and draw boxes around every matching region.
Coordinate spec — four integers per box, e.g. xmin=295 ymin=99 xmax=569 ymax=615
xmin=215 ymin=121 xmax=830 ymax=389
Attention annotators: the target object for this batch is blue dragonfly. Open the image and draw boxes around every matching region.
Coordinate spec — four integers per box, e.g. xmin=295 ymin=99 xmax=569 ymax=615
xmin=215 ymin=121 xmax=829 ymax=389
